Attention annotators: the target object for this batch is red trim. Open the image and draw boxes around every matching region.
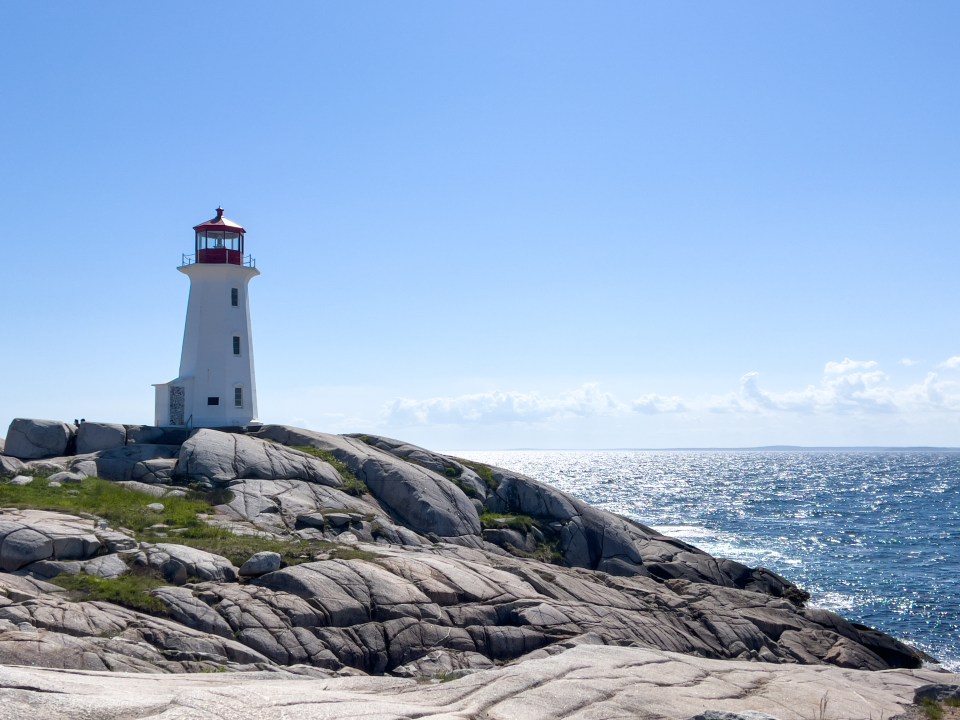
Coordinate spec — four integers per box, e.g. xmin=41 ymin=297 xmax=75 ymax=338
xmin=193 ymin=223 xmax=245 ymax=234
xmin=198 ymin=248 xmax=243 ymax=265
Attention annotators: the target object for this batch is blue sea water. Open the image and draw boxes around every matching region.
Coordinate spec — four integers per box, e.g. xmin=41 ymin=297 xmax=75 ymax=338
xmin=454 ymin=449 xmax=960 ymax=670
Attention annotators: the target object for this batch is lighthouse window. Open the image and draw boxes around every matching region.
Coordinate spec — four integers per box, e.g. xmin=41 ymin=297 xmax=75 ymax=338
xmin=232 ymin=336 xmax=241 ymax=355
xmin=207 ymin=396 xmax=220 ymax=406
xmin=235 ymin=387 xmax=243 ymax=407
xmin=231 ymin=288 xmax=238 ymax=307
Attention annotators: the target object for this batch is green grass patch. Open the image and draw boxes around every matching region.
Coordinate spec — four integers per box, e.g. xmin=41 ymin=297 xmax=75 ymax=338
xmin=480 ymin=512 xmax=537 ymax=532
xmin=0 ymin=476 xmax=216 ymax=534
xmin=0 ymin=475 xmax=381 ymax=568
xmin=147 ymin=524 xmax=382 ymax=566
xmin=456 ymin=460 xmax=498 ymax=490
xmin=293 ymin=446 xmax=369 ymax=496
xmin=49 ymin=568 xmax=170 ymax=616
xmin=921 ymin=698 xmax=945 ymax=720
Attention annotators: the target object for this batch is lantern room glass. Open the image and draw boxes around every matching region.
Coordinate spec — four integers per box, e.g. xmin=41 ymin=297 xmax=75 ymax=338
xmin=195 ymin=229 xmax=245 ymax=265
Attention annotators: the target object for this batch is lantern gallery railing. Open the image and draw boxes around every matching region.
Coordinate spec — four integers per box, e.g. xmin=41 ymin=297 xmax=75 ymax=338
xmin=180 ymin=253 xmax=256 ymax=268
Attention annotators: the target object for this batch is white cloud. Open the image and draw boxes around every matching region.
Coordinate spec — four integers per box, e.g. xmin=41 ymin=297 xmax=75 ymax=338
xmin=824 ymin=358 xmax=879 ymax=375
xmin=710 ymin=361 xmax=897 ymax=414
xmin=899 ymin=358 xmax=919 ymax=367
xmin=382 ymin=357 xmax=960 ymax=429
xmin=938 ymin=356 xmax=960 ymax=370
xmin=383 ymin=383 xmax=625 ymax=426
xmin=631 ymin=394 xmax=687 ymax=414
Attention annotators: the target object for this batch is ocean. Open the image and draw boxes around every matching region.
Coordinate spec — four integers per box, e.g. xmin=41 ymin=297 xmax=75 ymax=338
xmin=453 ymin=449 xmax=960 ymax=670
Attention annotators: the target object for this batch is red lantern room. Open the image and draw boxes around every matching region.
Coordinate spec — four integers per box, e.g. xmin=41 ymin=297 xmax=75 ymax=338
xmin=191 ymin=207 xmax=249 ymax=266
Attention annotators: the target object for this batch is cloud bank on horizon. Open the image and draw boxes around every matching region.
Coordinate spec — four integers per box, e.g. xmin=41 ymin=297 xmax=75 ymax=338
xmin=383 ymin=356 xmax=960 ymax=428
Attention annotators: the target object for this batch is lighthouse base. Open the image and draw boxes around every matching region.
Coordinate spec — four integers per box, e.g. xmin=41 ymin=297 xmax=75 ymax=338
xmin=154 ymin=378 xmax=258 ymax=428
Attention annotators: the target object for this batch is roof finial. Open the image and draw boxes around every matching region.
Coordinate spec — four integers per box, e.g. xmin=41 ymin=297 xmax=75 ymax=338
xmin=215 ymin=206 xmax=224 ymax=220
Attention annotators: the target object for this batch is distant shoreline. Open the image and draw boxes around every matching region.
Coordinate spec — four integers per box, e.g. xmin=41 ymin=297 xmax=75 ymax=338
xmin=449 ymin=446 xmax=960 ymax=452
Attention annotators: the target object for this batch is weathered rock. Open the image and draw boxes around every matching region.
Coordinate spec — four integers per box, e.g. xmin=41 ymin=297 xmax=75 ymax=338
xmin=0 ymin=527 xmax=53 ymax=571
xmin=0 ymin=455 xmax=24 ymax=478
xmin=177 ymin=429 xmax=342 ymax=487
xmin=689 ymin=713 xmax=782 ymax=720
xmin=28 ymin=553 xmax=129 ymax=580
xmin=239 ymin=551 xmax=282 ymax=577
xmin=0 ymin=511 xmax=103 ymax=571
xmin=3 ymin=419 xmax=75 ymax=460
xmin=69 ymin=458 xmax=98 ymax=477
xmin=95 ymin=444 xmax=180 ymax=482
xmin=47 ymin=471 xmax=84 ymax=484
xmin=0 ymin=642 xmax=952 ymax=719
xmin=22 ymin=460 xmax=67 ymax=475
xmin=76 ymin=422 xmax=127 ymax=454
xmin=136 ymin=543 xmax=237 ymax=584
xmin=131 ymin=457 xmax=177 ymax=483
xmin=146 ymin=503 xmax=165 ymax=513
xmin=8 ymin=475 xmax=33 ymax=486
xmin=125 ymin=425 xmax=186 ymax=446
xmin=254 ymin=426 xmax=480 ymax=538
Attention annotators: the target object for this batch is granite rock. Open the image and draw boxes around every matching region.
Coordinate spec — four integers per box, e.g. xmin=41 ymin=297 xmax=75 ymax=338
xmin=3 ymin=419 xmax=75 ymax=460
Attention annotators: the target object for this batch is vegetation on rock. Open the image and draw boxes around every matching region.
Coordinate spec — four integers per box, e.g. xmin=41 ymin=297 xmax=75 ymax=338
xmin=0 ymin=476 xmax=213 ymax=533
xmin=49 ymin=568 xmax=170 ymax=616
xmin=293 ymin=446 xmax=368 ymax=496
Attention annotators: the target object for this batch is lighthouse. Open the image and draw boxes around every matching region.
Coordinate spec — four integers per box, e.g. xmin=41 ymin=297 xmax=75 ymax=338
xmin=153 ymin=208 xmax=260 ymax=428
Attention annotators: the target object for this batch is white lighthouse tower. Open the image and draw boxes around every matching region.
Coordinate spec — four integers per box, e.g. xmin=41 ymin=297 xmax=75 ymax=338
xmin=154 ymin=208 xmax=260 ymax=428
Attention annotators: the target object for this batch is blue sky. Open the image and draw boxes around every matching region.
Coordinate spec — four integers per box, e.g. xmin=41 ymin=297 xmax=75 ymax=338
xmin=2 ymin=2 xmax=959 ymax=448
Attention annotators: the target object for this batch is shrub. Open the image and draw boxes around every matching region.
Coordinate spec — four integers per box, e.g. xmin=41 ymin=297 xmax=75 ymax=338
xmin=293 ymin=446 xmax=369 ymax=496
xmin=456 ymin=459 xmax=498 ymax=490
xmin=49 ymin=568 xmax=170 ymax=616
xmin=480 ymin=512 xmax=536 ymax=532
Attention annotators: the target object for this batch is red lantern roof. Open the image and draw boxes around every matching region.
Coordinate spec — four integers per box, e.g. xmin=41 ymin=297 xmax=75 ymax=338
xmin=193 ymin=207 xmax=246 ymax=234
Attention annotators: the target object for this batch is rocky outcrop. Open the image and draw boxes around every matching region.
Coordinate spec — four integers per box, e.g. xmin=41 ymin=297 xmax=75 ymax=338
xmin=254 ymin=426 xmax=481 ymax=538
xmin=76 ymin=422 xmax=127 ymax=454
xmin=0 ymin=417 xmax=943 ymax=710
xmin=176 ymin=429 xmax=342 ymax=487
xmin=0 ymin=642 xmax=951 ymax=720
xmin=0 ymin=455 xmax=24 ymax=478
xmin=3 ymin=419 xmax=75 ymax=460
xmin=0 ymin=510 xmax=103 ymax=572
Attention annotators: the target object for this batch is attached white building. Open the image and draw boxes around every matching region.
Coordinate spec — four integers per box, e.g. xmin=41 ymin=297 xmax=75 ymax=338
xmin=154 ymin=208 xmax=260 ymax=428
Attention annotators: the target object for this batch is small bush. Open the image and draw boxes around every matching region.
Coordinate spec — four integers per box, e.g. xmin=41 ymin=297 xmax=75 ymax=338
xmin=293 ymin=446 xmax=369 ymax=496
xmin=50 ymin=568 xmax=170 ymax=616
xmin=456 ymin=460 xmax=498 ymax=490
xmin=480 ymin=512 xmax=536 ymax=532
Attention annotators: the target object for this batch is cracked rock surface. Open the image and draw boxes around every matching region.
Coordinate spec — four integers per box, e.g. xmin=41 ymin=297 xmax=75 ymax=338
xmin=0 ymin=421 xmax=957 ymax=719
xmin=0 ymin=642 xmax=952 ymax=720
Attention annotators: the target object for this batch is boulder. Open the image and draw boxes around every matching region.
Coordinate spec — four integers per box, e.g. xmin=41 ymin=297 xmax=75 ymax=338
xmin=76 ymin=422 xmax=127 ymax=454
xmin=28 ymin=554 xmax=129 ymax=580
xmin=0 ymin=511 xmax=103 ymax=571
xmin=239 ymin=551 xmax=282 ymax=577
xmin=136 ymin=543 xmax=237 ymax=584
xmin=0 ymin=455 xmax=24 ymax=478
xmin=8 ymin=475 xmax=33 ymax=487
xmin=95 ymin=445 xmax=179 ymax=482
xmin=131 ymin=458 xmax=177 ymax=484
xmin=69 ymin=459 xmax=98 ymax=478
xmin=0 ymin=528 xmax=53 ymax=571
xmin=176 ymin=429 xmax=342 ymax=487
xmin=3 ymin=419 xmax=75 ymax=460
xmin=47 ymin=472 xmax=84 ymax=485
